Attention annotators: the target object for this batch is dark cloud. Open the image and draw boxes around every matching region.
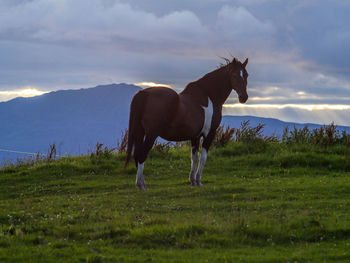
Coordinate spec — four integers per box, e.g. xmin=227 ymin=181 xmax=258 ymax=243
xmin=285 ymin=2 xmax=350 ymax=73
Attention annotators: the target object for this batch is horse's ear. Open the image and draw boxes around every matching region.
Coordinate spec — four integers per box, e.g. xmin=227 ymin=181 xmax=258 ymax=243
xmin=233 ymin=57 xmax=237 ymax=63
xmin=242 ymin=58 xmax=248 ymax=68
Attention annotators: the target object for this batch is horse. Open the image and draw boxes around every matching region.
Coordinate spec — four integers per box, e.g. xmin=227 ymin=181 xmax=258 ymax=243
xmin=124 ymin=57 xmax=249 ymax=190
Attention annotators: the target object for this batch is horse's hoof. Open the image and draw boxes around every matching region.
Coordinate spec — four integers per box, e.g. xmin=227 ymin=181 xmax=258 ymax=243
xmin=136 ymin=184 xmax=147 ymax=191
xmin=196 ymin=182 xmax=203 ymax=186
xmin=190 ymin=180 xmax=197 ymax=186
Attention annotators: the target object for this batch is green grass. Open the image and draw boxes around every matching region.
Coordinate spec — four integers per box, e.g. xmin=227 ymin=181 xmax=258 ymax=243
xmin=1 ymin=142 xmax=350 ymax=262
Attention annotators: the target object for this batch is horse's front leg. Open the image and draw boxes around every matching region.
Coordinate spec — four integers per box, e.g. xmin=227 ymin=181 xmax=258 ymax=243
xmin=136 ymin=162 xmax=146 ymax=190
xmin=195 ymin=130 xmax=216 ymax=186
xmin=189 ymin=138 xmax=200 ymax=186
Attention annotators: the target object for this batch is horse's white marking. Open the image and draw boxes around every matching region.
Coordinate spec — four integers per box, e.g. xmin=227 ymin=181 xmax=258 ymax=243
xmin=195 ymin=148 xmax=207 ymax=185
xmin=240 ymin=70 xmax=244 ymax=78
xmin=136 ymin=162 xmax=146 ymax=190
xmin=200 ymin=97 xmax=213 ymax=137
xmin=189 ymin=146 xmax=199 ymax=185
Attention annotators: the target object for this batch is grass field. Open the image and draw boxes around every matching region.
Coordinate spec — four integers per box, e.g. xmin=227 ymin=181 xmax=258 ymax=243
xmin=1 ymin=141 xmax=350 ymax=262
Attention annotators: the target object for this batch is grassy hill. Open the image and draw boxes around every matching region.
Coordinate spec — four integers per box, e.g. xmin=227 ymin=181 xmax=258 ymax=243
xmin=1 ymin=137 xmax=350 ymax=262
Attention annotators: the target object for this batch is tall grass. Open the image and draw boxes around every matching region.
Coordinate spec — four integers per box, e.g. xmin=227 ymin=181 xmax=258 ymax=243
xmin=283 ymin=122 xmax=350 ymax=147
xmin=116 ymin=128 xmax=128 ymax=153
xmin=214 ymin=121 xmax=278 ymax=148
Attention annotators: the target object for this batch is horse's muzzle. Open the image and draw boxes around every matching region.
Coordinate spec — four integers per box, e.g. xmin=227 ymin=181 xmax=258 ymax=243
xmin=239 ymin=95 xmax=248 ymax=103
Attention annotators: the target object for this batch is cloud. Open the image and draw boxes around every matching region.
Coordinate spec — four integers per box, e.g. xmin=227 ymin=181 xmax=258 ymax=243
xmin=0 ymin=87 xmax=47 ymax=102
xmin=273 ymin=1 xmax=350 ymax=76
xmin=0 ymin=1 xmax=277 ymax=57
xmin=0 ymin=1 xmax=206 ymax=54
xmin=134 ymin=82 xmax=172 ymax=89
xmin=0 ymin=0 xmax=350 ymax=126
xmin=216 ymin=6 xmax=275 ymax=45
xmin=2 ymin=0 xmax=347 ymax=74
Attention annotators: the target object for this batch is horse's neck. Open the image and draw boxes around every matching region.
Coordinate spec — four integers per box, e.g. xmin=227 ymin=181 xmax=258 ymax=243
xmin=181 ymin=67 xmax=232 ymax=106
xmin=196 ymin=69 xmax=232 ymax=105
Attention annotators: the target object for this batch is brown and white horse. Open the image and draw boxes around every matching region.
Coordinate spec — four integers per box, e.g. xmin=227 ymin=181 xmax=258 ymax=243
xmin=125 ymin=58 xmax=249 ymax=190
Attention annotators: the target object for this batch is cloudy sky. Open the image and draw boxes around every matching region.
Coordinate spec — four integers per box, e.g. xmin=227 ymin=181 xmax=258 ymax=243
xmin=1 ymin=0 xmax=350 ymax=125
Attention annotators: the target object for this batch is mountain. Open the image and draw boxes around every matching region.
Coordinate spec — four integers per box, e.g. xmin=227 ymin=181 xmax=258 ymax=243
xmin=0 ymin=84 xmax=141 ymax=163
xmin=1 ymin=83 xmax=350 ymax=164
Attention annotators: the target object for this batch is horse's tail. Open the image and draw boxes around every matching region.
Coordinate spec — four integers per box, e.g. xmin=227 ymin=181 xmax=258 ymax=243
xmin=124 ymin=91 xmax=145 ymax=171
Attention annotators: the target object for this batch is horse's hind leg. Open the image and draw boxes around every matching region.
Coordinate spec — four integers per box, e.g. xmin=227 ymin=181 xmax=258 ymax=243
xmin=189 ymin=138 xmax=200 ymax=186
xmin=134 ymin=135 xmax=157 ymax=190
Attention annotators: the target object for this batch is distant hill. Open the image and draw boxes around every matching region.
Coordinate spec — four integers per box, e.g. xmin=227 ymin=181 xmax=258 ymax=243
xmin=1 ymin=83 xmax=350 ymax=164
xmin=0 ymin=84 xmax=141 ymax=163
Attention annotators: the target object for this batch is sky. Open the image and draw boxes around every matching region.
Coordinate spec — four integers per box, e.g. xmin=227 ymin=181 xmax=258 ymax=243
xmin=1 ymin=0 xmax=350 ymax=125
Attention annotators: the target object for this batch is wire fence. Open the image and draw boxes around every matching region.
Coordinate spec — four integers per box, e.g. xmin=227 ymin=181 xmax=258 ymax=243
xmin=0 ymin=148 xmax=48 ymax=157
xmin=0 ymin=147 xmax=65 ymax=167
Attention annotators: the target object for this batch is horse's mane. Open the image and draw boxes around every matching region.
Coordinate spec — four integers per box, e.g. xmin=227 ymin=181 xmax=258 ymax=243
xmin=218 ymin=57 xmax=232 ymax=69
xmin=181 ymin=62 xmax=227 ymax=97
xmin=181 ymin=57 xmax=237 ymax=99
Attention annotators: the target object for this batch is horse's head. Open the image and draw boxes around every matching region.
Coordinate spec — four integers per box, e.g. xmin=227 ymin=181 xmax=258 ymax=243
xmin=228 ymin=58 xmax=249 ymax=103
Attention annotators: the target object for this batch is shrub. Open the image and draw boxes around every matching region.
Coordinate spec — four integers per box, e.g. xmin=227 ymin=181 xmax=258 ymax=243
xmin=213 ymin=125 xmax=235 ymax=147
xmin=235 ymin=121 xmax=263 ymax=143
xmin=153 ymin=140 xmax=172 ymax=155
xmin=90 ymin=142 xmax=115 ymax=160
xmin=47 ymin=143 xmax=57 ymax=161
xmin=286 ymin=125 xmax=311 ymax=144
xmin=283 ymin=123 xmax=349 ymax=147
xmin=340 ymin=130 xmax=350 ymax=147
xmin=117 ymin=129 xmax=128 ymax=153
xmin=234 ymin=121 xmax=277 ymax=144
